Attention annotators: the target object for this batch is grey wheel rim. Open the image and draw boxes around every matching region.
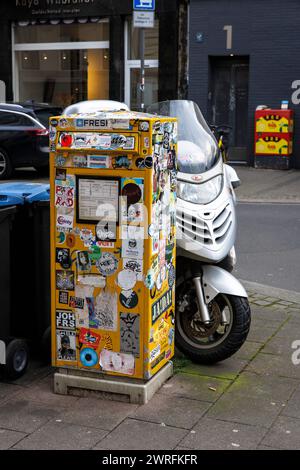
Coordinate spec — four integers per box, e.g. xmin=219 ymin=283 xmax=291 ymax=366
xmin=177 ymin=293 xmax=234 ymax=350
xmin=13 ymin=348 xmax=28 ymax=373
xmin=0 ymin=152 xmax=6 ymax=176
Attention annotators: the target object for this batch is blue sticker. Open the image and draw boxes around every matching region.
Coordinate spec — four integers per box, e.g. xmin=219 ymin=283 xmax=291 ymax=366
xmin=80 ymin=347 xmax=98 ymax=367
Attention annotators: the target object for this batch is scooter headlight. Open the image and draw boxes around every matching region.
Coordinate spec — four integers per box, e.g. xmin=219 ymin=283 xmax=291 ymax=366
xmin=177 ymin=175 xmax=223 ymax=204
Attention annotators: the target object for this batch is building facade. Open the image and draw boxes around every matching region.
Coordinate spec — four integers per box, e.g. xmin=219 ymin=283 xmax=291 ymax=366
xmin=2 ymin=0 xmax=300 ymax=168
xmin=0 ymin=0 xmax=188 ymax=110
xmin=189 ymin=0 xmax=300 ymax=168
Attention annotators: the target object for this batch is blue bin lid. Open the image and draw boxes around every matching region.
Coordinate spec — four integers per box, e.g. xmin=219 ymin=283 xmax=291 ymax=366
xmin=0 ymin=183 xmax=50 ymax=206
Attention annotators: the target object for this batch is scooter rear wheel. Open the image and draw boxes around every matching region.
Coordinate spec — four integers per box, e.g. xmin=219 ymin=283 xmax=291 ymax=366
xmin=176 ymin=286 xmax=251 ymax=364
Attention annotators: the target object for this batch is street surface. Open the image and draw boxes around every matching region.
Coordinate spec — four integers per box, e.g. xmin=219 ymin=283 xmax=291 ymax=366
xmin=235 ymin=202 xmax=300 ymax=292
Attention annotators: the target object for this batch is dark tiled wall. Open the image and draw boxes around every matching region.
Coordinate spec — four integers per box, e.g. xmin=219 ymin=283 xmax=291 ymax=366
xmin=189 ymin=0 xmax=300 ymax=167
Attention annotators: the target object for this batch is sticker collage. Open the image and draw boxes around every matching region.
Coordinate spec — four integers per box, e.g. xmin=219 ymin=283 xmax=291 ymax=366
xmin=50 ymin=111 xmax=177 ymax=380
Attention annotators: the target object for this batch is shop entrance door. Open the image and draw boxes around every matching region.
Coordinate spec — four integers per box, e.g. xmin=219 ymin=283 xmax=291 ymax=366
xmin=125 ymin=64 xmax=158 ymax=111
xmin=209 ymin=56 xmax=249 ymax=163
xmin=124 ymin=20 xmax=159 ymax=111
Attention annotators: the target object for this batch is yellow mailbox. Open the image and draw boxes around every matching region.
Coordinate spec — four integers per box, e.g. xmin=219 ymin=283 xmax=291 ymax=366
xmin=50 ymin=110 xmax=177 ymax=383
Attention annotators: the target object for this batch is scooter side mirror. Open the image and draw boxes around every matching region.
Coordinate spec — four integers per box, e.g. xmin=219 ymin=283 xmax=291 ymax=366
xmin=231 ymin=179 xmax=241 ymax=189
xmin=224 ymin=164 xmax=241 ymax=189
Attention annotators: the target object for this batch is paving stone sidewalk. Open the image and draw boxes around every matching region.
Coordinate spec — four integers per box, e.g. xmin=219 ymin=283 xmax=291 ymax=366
xmin=0 ymin=293 xmax=300 ymax=450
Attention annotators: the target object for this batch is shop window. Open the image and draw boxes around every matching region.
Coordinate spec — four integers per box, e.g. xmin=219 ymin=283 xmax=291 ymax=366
xmin=14 ymin=21 xmax=109 ymax=44
xmin=13 ymin=19 xmax=110 ymax=108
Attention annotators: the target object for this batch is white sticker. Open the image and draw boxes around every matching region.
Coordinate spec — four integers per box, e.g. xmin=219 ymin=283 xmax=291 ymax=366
xmin=95 ymin=134 xmax=112 ymax=148
xmin=96 ymin=252 xmax=119 ymax=277
xmin=121 ymin=225 xmax=144 ymax=259
xmin=123 ymin=258 xmax=143 ymax=281
xmin=87 ymin=155 xmax=111 ymax=169
xmin=74 ymin=134 xmax=90 ymax=148
xmin=91 ymin=289 xmax=118 ymax=331
xmin=112 ymin=119 xmax=130 ymax=129
xmin=122 ymin=237 xmax=144 ymax=260
xmin=156 ymin=272 xmax=163 ymax=291
xmin=150 ymin=344 xmax=161 ymax=363
xmin=55 ymin=185 xmax=74 ymax=208
xmin=74 ymin=285 xmax=92 ymax=328
xmin=56 ymin=213 xmax=74 ymax=231
xmin=100 ymin=349 xmax=135 ymax=375
xmin=49 ymin=126 xmax=57 ymax=141
xmin=96 ymin=220 xmax=116 ymax=241
xmin=124 ymin=224 xmax=145 ymax=239
xmin=80 ymin=229 xmax=95 ymax=247
xmin=56 ymin=330 xmax=76 ymax=361
xmin=117 ymin=269 xmax=137 ymax=290
xmin=77 ymin=275 xmax=106 ymax=288
xmin=152 ymin=233 xmax=159 ymax=255
xmin=121 ymin=203 xmax=144 ymax=224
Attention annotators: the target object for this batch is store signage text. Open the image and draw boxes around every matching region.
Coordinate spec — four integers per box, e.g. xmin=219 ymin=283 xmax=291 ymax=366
xmin=76 ymin=119 xmax=109 ymax=128
xmin=151 ymin=289 xmax=173 ymax=324
xmin=15 ymin=0 xmax=95 ymax=8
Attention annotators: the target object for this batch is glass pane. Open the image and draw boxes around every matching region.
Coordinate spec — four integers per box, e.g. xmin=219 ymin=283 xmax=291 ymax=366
xmin=130 ymin=68 xmax=158 ymax=111
xmin=14 ymin=20 xmax=109 ymax=44
xmin=16 ymin=49 xmax=109 ymax=107
xmin=34 ymin=107 xmax=64 ymax=127
xmin=127 ymin=19 xmax=159 ymax=60
xmin=0 ymin=111 xmax=23 ymax=126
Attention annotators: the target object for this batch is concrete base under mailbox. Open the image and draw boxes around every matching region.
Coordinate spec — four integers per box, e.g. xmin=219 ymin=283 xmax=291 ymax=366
xmin=53 ymin=362 xmax=173 ymax=405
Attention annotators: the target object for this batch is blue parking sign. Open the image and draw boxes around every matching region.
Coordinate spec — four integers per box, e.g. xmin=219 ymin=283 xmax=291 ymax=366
xmin=133 ymin=0 xmax=155 ymax=11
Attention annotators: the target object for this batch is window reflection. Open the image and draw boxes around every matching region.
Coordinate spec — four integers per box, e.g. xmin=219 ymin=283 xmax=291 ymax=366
xmin=16 ymin=49 xmax=109 ymax=107
xmin=15 ymin=20 xmax=109 ymax=43
xmin=127 ymin=19 xmax=159 ymax=60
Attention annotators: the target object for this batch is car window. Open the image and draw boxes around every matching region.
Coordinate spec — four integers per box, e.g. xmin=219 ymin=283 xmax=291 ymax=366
xmin=34 ymin=108 xmax=62 ymax=127
xmin=0 ymin=111 xmax=24 ymax=126
xmin=0 ymin=110 xmax=39 ymax=128
xmin=21 ymin=114 xmax=39 ymax=127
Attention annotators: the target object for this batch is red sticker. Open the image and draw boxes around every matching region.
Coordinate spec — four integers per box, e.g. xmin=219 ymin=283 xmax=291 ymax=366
xmin=60 ymin=133 xmax=73 ymax=148
xmin=79 ymin=328 xmax=101 ymax=350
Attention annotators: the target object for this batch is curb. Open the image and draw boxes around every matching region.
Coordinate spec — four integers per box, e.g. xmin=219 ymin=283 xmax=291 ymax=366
xmin=237 ymin=199 xmax=300 ymax=205
xmin=240 ymin=279 xmax=300 ymax=305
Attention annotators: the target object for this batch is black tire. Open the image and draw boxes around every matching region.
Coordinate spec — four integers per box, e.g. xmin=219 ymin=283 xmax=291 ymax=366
xmin=4 ymin=339 xmax=29 ymax=380
xmin=176 ymin=287 xmax=251 ymax=364
xmin=0 ymin=148 xmax=13 ymax=180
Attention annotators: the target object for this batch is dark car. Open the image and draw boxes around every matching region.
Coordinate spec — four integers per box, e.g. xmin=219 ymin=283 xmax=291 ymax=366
xmin=0 ymin=102 xmax=62 ymax=179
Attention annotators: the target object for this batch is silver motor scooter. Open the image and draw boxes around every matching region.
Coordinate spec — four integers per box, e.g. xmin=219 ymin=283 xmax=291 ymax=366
xmin=148 ymin=100 xmax=251 ymax=364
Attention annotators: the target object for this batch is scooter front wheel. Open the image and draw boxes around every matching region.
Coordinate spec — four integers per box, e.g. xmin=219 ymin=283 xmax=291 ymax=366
xmin=176 ymin=284 xmax=251 ymax=364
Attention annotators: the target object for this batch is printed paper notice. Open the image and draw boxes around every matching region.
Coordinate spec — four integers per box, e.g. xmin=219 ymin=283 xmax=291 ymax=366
xmin=78 ymin=178 xmax=119 ymax=222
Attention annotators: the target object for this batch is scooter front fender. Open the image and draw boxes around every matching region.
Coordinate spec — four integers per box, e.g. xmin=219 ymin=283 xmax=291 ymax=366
xmin=202 ymin=265 xmax=248 ymax=303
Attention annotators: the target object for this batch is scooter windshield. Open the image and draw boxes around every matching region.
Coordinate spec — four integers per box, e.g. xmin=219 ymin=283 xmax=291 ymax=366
xmin=147 ymin=100 xmax=219 ymax=173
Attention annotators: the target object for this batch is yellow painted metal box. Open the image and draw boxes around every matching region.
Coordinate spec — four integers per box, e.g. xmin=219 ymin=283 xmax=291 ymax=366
xmin=49 ymin=110 xmax=177 ymax=380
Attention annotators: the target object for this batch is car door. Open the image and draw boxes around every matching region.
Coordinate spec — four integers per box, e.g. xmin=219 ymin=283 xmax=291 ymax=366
xmin=0 ymin=110 xmax=40 ymax=167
